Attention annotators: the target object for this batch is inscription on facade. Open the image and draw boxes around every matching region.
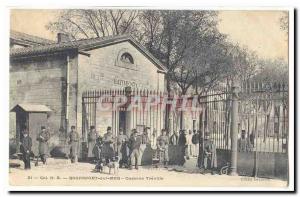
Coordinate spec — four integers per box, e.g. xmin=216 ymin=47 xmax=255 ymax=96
xmin=113 ymin=78 xmax=151 ymax=89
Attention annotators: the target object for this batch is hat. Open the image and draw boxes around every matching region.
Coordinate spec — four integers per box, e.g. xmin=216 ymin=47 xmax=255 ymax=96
xmin=90 ymin=126 xmax=95 ymax=129
xmin=41 ymin=126 xmax=46 ymax=130
xmin=71 ymin=125 xmax=76 ymax=129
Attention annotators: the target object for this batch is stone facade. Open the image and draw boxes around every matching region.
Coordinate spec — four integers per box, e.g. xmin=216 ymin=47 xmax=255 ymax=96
xmin=77 ymin=41 xmax=165 ymax=136
xmin=10 ymin=36 xmax=165 ymax=145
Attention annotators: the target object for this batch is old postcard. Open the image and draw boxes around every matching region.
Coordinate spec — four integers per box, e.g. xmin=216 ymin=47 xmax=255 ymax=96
xmin=8 ymin=8 xmax=294 ymax=191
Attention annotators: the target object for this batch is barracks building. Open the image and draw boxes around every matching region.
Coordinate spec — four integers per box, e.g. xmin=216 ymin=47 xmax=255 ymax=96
xmin=9 ymin=30 xmax=171 ymax=154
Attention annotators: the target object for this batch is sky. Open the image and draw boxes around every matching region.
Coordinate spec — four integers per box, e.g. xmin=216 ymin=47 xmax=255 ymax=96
xmin=10 ymin=9 xmax=288 ymax=62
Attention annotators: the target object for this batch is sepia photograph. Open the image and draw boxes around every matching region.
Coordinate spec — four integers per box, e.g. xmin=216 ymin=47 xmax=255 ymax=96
xmin=7 ymin=7 xmax=294 ymax=191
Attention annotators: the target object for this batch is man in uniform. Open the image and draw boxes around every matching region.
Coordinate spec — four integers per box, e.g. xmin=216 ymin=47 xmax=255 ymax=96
xmin=178 ymin=130 xmax=187 ymax=165
xmin=68 ymin=126 xmax=79 ymax=163
xmin=192 ymin=130 xmax=200 ymax=157
xmin=202 ymin=132 xmax=217 ymax=174
xmin=170 ymin=130 xmax=179 ymax=146
xmin=117 ymin=128 xmax=129 ymax=168
xmin=36 ymin=126 xmax=50 ymax=164
xmin=20 ymin=127 xmax=32 ymax=170
xmin=128 ymin=129 xmax=142 ymax=170
xmin=156 ymin=129 xmax=169 ymax=166
xmin=102 ymin=126 xmax=115 ymax=162
xmin=87 ymin=126 xmax=98 ymax=162
xmin=238 ymin=130 xmax=252 ymax=152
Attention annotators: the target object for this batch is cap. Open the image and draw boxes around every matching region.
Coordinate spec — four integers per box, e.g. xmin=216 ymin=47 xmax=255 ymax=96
xmin=90 ymin=126 xmax=95 ymax=130
xmin=41 ymin=126 xmax=46 ymax=130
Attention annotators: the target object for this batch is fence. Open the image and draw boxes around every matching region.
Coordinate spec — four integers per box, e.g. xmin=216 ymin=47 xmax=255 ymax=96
xmin=81 ymin=81 xmax=288 ymax=178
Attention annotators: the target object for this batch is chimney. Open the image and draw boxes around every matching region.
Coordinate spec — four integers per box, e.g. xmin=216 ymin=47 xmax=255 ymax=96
xmin=57 ymin=33 xmax=69 ymax=43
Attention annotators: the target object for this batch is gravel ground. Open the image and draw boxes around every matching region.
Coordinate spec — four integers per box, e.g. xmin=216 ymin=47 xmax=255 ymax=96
xmin=9 ymin=159 xmax=287 ymax=188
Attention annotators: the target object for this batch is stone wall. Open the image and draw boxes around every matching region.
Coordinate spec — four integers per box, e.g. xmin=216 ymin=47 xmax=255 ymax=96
xmin=77 ymin=41 xmax=166 ymax=136
xmin=10 ymin=55 xmax=67 ymax=139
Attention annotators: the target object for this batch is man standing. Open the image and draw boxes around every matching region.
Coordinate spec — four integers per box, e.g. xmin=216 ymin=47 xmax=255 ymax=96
xmin=178 ymin=130 xmax=187 ymax=165
xmin=68 ymin=126 xmax=79 ymax=163
xmin=87 ymin=126 xmax=98 ymax=161
xmin=117 ymin=128 xmax=129 ymax=168
xmin=169 ymin=130 xmax=179 ymax=146
xmin=36 ymin=126 xmax=50 ymax=164
xmin=202 ymin=132 xmax=217 ymax=174
xmin=128 ymin=129 xmax=141 ymax=170
xmin=238 ymin=130 xmax=252 ymax=152
xmin=103 ymin=126 xmax=115 ymax=162
xmin=192 ymin=130 xmax=200 ymax=157
xmin=156 ymin=129 xmax=169 ymax=166
xmin=20 ymin=127 xmax=32 ymax=170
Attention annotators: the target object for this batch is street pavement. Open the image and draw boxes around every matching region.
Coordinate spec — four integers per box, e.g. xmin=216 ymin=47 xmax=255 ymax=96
xmin=9 ymin=158 xmax=287 ymax=188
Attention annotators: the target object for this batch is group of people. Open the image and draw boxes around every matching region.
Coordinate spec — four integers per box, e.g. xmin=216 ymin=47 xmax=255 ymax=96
xmin=86 ymin=126 xmax=218 ymax=173
xmin=88 ymin=126 xmax=152 ymax=170
xmin=19 ymin=125 xmax=218 ymax=174
xmin=19 ymin=126 xmax=51 ymax=170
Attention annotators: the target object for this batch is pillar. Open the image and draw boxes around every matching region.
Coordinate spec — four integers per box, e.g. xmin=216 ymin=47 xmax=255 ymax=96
xmin=230 ymin=81 xmax=239 ymax=176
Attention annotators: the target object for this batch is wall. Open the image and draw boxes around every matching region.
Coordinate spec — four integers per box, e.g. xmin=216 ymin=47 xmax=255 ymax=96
xmin=10 ymin=55 xmax=67 ymax=139
xmin=77 ymin=41 xmax=165 ymax=136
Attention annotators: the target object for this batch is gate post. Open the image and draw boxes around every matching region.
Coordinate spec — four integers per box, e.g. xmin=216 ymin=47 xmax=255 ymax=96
xmin=229 ymin=81 xmax=239 ymax=176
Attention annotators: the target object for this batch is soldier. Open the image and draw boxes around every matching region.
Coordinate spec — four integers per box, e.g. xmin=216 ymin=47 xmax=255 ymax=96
xmin=20 ymin=127 xmax=32 ymax=170
xmin=117 ymin=128 xmax=129 ymax=168
xmin=169 ymin=130 xmax=179 ymax=146
xmin=68 ymin=126 xmax=79 ymax=163
xmin=202 ymin=132 xmax=217 ymax=174
xmin=102 ymin=126 xmax=115 ymax=162
xmin=192 ymin=130 xmax=200 ymax=157
xmin=178 ymin=129 xmax=188 ymax=164
xmin=36 ymin=126 xmax=50 ymax=164
xmin=238 ymin=130 xmax=252 ymax=152
xmin=156 ymin=129 xmax=169 ymax=166
xmin=141 ymin=127 xmax=150 ymax=144
xmin=87 ymin=126 xmax=98 ymax=161
xmin=128 ymin=129 xmax=141 ymax=170
xmin=93 ymin=136 xmax=104 ymax=161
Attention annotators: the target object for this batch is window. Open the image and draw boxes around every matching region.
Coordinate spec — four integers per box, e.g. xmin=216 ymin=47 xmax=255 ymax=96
xmin=120 ymin=52 xmax=134 ymax=64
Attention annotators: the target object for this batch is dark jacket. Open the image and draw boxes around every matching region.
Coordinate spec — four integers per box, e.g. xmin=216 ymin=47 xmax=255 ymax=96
xmin=129 ymin=136 xmax=142 ymax=150
xmin=192 ymin=133 xmax=200 ymax=144
xmin=178 ymin=133 xmax=187 ymax=146
xmin=20 ymin=135 xmax=32 ymax=154
xmin=169 ymin=134 xmax=178 ymax=145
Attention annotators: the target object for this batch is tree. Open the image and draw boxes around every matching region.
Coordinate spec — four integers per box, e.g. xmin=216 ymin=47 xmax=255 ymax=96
xmin=48 ymin=10 xmax=220 ymax=94
xmin=137 ymin=10 xmax=220 ymax=94
xmin=252 ymin=58 xmax=288 ymax=84
xmin=279 ymin=11 xmax=289 ymax=35
xmin=47 ymin=9 xmax=140 ymax=39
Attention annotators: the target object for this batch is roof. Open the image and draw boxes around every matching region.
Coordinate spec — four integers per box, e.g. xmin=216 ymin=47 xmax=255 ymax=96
xmin=10 ymin=30 xmax=56 ymax=47
xmin=10 ymin=104 xmax=52 ymax=113
xmin=10 ymin=34 xmax=168 ymax=72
